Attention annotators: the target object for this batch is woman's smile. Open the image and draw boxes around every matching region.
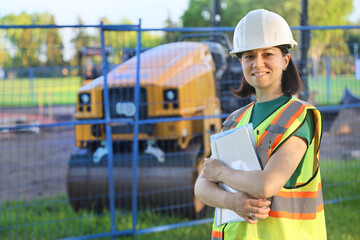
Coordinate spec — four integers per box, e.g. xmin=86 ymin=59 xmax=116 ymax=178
xmin=252 ymin=71 xmax=270 ymax=77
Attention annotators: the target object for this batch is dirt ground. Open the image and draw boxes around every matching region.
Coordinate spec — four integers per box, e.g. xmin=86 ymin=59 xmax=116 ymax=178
xmin=0 ymin=106 xmax=75 ymax=203
xmin=320 ymin=108 xmax=360 ymax=160
xmin=1 ymin=107 xmax=359 ymax=203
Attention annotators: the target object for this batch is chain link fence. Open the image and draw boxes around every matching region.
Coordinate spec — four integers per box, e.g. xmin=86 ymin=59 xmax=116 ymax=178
xmin=0 ymin=23 xmax=359 ymax=239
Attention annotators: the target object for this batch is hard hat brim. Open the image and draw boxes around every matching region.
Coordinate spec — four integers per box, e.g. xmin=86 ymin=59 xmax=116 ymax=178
xmin=230 ymin=41 xmax=298 ymax=57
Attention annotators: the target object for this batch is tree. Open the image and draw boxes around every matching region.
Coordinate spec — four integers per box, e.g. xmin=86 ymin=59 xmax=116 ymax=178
xmin=101 ymin=17 xmax=163 ymax=64
xmin=165 ymin=13 xmax=179 ymax=43
xmin=0 ymin=46 xmax=10 ymax=68
xmin=347 ymin=32 xmax=360 ymax=57
xmin=0 ymin=12 xmax=64 ymax=70
xmin=1 ymin=12 xmax=40 ymax=68
xmin=181 ymin=0 xmax=301 ymax=27
xmin=180 ymin=0 xmax=301 ymax=51
xmin=70 ymin=16 xmax=99 ymax=76
xmin=46 ymin=15 xmax=63 ymax=66
xmin=308 ymin=0 xmax=353 ymax=76
xmin=181 ymin=0 xmax=354 ymax=76
xmin=0 ymin=25 xmax=10 ymax=69
xmin=181 ymin=0 xmax=213 ymax=27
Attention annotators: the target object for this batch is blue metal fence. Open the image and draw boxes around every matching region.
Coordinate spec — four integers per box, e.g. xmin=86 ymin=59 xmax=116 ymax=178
xmin=0 ymin=23 xmax=360 ymax=239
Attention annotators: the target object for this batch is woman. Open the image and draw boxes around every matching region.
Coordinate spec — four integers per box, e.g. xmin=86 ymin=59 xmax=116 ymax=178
xmin=194 ymin=9 xmax=327 ymax=240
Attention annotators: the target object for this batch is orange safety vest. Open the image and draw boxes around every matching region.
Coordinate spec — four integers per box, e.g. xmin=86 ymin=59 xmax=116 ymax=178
xmin=211 ymin=96 xmax=327 ymax=240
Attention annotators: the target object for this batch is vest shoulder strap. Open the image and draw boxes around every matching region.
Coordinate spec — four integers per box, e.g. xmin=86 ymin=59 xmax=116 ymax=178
xmin=222 ymin=102 xmax=254 ymax=131
xmin=258 ymin=99 xmax=318 ymax=165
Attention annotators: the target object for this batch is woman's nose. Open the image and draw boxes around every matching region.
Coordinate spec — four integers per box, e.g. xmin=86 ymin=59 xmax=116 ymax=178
xmin=253 ymin=56 xmax=265 ymax=68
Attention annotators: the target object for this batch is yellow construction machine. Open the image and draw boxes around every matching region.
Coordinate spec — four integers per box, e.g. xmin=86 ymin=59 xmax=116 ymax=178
xmin=67 ymin=34 xmax=247 ymax=218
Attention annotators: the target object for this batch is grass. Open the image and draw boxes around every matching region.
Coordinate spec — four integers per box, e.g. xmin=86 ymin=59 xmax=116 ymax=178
xmin=324 ymin=199 xmax=360 ymax=240
xmin=317 ymin=159 xmax=360 ymax=240
xmin=0 ymin=159 xmax=359 ymax=239
xmin=0 ymin=198 xmax=203 ymax=240
xmin=308 ymin=75 xmax=360 ymax=105
xmin=0 ymin=77 xmax=81 ymax=107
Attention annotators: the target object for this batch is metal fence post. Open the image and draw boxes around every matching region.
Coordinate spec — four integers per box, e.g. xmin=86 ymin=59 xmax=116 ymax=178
xmin=29 ymin=67 xmax=35 ymax=103
xmin=100 ymin=22 xmax=117 ymax=239
xmin=131 ymin=19 xmax=142 ymax=239
xmin=326 ymin=56 xmax=331 ymax=103
xmin=354 ymin=43 xmax=359 ymax=62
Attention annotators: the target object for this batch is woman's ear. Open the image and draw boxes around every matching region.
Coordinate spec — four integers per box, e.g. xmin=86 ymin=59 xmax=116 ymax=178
xmin=283 ymin=53 xmax=290 ymax=69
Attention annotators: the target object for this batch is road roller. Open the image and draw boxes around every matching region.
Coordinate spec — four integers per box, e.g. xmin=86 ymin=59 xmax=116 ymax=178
xmin=67 ymin=38 xmax=245 ymax=218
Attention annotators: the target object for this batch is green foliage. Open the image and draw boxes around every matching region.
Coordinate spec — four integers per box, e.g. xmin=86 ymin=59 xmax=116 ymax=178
xmin=46 ymin=16 xmax=64 ymax=66
xmin=0 ymin=46 xmax=10 ymax=67
xmin=181 ymin=0 xmax=213 ymax=27
xmin=181 ymin=0 xmax=302 ymax=27
xmin=309 ymin=0 xmax=353 ymax=25
xmin=0 ymin=12 xmax=63 ymax=68
xmin=181 ymin=0 xmax=356 ymax=77
xmin=307 ymin=0 xmax=353 ymax=76
xmin=346 ymin=31 xmax=360 ymax=56
xmin=70 ymin=17 xmax=163 ymax=66
xmin=181 ymin=0 xmax=354 ymax=28
xmin=69 ymin=17 xmax=99 ymax=67
xmin=222 ymin=0 xmax=300 ymax=27
xmin=164 ymin=14 xmax=183 ymax=43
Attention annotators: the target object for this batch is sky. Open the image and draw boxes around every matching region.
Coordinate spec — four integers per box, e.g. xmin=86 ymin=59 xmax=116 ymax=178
xmin=0 ymin=0 xmax=190 ymax=28
xmin=349 ymin=0 xmax=360 ymax=22
xmin=1 ymin=0 xmax=359 ymax=27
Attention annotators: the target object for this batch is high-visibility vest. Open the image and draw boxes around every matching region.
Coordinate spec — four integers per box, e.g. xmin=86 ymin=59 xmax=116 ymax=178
xmin=211 ymin=96 xmax=327 ymax=240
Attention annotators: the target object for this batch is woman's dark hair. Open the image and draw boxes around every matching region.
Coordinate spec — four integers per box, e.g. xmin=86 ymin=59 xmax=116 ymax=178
xmin=232 ymin=45 xmax=302 ymax=98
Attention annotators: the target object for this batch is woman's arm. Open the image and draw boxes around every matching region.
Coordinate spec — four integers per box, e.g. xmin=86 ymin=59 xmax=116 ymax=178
xmin=194 ymin=171 xmax=271 ymax=224
xmin=203 ymin=135 xmax=307 ymax=199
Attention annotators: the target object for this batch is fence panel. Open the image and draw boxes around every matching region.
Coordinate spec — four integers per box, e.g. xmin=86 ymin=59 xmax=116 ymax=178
xmin=0 ymin=24 xmax=140 ymax=240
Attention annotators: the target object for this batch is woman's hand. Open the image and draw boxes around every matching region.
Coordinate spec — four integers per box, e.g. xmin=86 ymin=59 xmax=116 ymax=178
xmin=202 ymin=158 xmax=227 ymax=183
xmin=202 ymin=158 xmax=271 ymax=224
xmin=225 ymin=192 xmax=271 ymax=224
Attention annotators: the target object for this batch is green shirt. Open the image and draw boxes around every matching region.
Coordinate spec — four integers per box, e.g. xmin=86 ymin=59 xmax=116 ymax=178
xmin=250 ymin=95 xmax=315 ymax=187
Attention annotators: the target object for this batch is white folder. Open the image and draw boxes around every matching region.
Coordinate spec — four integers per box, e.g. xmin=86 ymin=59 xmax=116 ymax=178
xmin=210 ymin=124 xmax=262 ymax=227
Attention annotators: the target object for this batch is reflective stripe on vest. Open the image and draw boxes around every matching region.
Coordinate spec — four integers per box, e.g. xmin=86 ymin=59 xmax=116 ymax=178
xmin=257 ymin=100 xmax=306 ymax=165
xmin=212 ymin=229 xmax=223 ymax=240
xmin=222 ymin=102 xmax=254 ymax=131
xmin=270 ymin=182 xmax=324 ymax=219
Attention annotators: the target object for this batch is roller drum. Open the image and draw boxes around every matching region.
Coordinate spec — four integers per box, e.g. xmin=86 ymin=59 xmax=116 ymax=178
xmin=67 ymin=149 xmax=199 ymax=217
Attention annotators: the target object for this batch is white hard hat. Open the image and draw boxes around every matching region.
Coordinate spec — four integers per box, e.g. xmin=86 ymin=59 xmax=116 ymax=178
xmin=230 ymin=9 xmax=298 ymax=57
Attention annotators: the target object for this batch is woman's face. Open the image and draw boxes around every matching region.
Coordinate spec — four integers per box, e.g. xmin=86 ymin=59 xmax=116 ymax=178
xmin=240 ymin=47 xmax=290 ymax=94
